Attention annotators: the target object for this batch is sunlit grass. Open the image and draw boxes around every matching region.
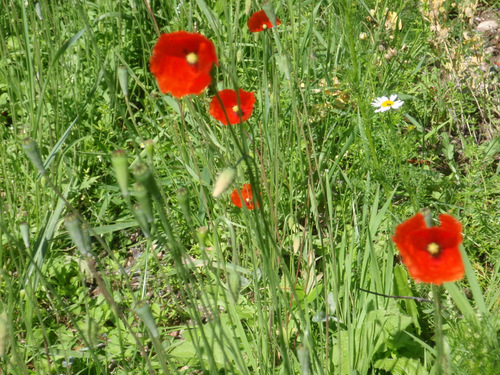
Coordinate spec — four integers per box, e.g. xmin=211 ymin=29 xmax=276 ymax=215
xmin=0 ymin=0 xmax=498 ymax=374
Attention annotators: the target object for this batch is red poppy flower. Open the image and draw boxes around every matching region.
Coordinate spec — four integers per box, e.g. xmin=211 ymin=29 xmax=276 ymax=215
xmin=247 ymin=10 xmax=281 ymax=32
xmin=392 ymin=213 xmax=464 ymax=285
xmin=230 ymin=184 xmax=258 ymax=209
xmin=150 ymin=31 xmax=218 ymax=98
xmin=209 ymin=89 xmax=256 ymax=125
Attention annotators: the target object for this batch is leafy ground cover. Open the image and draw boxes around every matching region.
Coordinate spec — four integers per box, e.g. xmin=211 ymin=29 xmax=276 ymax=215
xmin=0 ymin=0 xmax=499 ymax=374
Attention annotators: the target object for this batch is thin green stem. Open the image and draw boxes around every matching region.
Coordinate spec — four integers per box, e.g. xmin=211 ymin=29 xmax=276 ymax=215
xmin=432 ymin=284 xmax=448 ymax=375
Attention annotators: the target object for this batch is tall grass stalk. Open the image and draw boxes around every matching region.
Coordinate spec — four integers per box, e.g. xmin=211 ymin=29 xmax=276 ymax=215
xmin=0 ymin=0 xmax=498 ymax=374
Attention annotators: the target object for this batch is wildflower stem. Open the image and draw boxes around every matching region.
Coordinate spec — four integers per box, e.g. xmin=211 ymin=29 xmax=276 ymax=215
xmin=359 ymin=288 xmax=433 ymax=303
xmin=432 ymin=284 xmax=448 ymax=375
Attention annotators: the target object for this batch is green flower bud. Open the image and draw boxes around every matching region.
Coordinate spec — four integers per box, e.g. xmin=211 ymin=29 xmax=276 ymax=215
xmin=262 ymin=1 xmax=278 ymax=27
xmin=22 ymin=138 xmax=45 ymax=174
xmin=111 ymin=150 xmax=129 ymax=197
xmin=0 ymin=312 xmax=8 ymax=357
xmin=133 ymin=163 xmax=160 ymax=199
xmin=118 ymin=66 xmax=129 ymax=96
xmin=228 ymin=270 xmax=241 ymax=303
xmin=134 ymin=182 xmax=153 ymax=223
xmin=212 ymin=167 xmax=237 ymax=198
xmin=177 ymin=187 xmax=192 ymax=225
xmin=64 ymin=213 xmax=92 ymax=257
xmin=135 ymin=301 xmax=159 ymax=338
xmin=19 ymin=222 xmax=30 ymax=249
xmin=133 ymin=203 xmax=150 ymax=237
xmin=144 ymin=139 xmax=154 ymax=160
xmin=196 ymin=226 xmax=208 ymax=247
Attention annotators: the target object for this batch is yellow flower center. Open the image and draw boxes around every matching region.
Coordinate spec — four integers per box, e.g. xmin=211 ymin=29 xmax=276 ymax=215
xmin=381 ymin=100 xmax=395 ymax=107
xmin=262 ymin=24 xmax=268 ymax=30
xmin=232 ymin=105 xmax=240 ymax=113
xmin=186 ymin=52 xmax=199 ymax=65
xmin=427 ymin=242 xmax=441 ymax=256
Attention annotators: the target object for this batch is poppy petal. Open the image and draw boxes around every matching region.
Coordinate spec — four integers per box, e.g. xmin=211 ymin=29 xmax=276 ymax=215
xmin=150 ymin=31 xmax=218 ymax=98
xmin=248 ymin=10 xmax=281 ymax=32
xmin=230 ymin=184 xmax=258 ymax=209
xmin=392 ymin=213 xmax=464 ymax=285
xmin=209 ymin=89 xmax=256 ymax=125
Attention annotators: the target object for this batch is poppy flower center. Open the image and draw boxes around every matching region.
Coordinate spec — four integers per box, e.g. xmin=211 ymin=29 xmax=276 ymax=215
xmin=186 ymin=52 xmax=199 ymax=65
xmin=232 ymin=105 xmax=240 ymax=113
xmin=381 ymin=100 xmax=395 ymax=107
xmin=427 ymin=242 xmax=441 ymax=256
xmin=262 ymin=24 xmax=268 ymax=30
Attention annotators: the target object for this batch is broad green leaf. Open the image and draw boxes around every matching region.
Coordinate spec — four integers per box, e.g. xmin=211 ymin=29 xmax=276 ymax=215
xmin=374 ymin=357 xmax=429 ymax=375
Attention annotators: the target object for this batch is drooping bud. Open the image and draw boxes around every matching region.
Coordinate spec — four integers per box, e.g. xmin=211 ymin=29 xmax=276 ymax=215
xmin=245 ymin=0 xmax=251 ymax=15
xmin=133 ymin=163 xmax=160 ymax=198
xmin=196 ymin=226 xmax=208 ymax=247
xmin=134 ymin=182 xmax=153 ymax=223
xmin=144 ymin=139 xmax=154 ymax=160
xmin=135 ymin=301 xmax=159 ymax=338
xmin=212 ymin=167 xmax=237 ymax=198
xmin=177 ymin=187 xmax=192 ymax=225
xmin=22 ymin=138 xmax=45 ymax=174
xmin=20 ymin=222 xmax=30 ymax=249
xmin=228 ymin=270 xmax=241 ymax=303
xmin=64 ymin=213 xmax=92 ymax=257
xmin=133 ymin=203 xmax=150 ymax=237
xmin=34 ymin=2 xmax=43 ymax=20
xmin=262 ymin=1 xmax=279 ymax=27
xmin=111 ymin=150 xmax=129 ymax=197
xmin=118 ymin=66 xmax=129 ymax=96
xmin=0 ymin=312 xmax=7 ymax=357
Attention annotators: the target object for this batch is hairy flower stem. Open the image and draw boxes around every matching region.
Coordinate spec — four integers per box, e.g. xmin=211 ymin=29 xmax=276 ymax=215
xmin=432 ymin=285 xmax=448 ymax=375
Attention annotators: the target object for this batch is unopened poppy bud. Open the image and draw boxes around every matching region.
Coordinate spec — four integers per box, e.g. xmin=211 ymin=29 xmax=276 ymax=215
xmin=34 ymin=2 xmax=43 ymax=20
xmin=64 ymin=213 xmax=92 ymax=257
xmin=133 ymin=163 xmax=161 ymax=199
xmin=177 ymin=187 xmax=188 ymax=205
xmin=133 ymin=203 xmax=150 ymax=237
xmin=111 ymin=150 xmax=129 ymax=197
xmin=228 ymin=270 xmax=241 ymax=303
xmin=134 ymin=182 xmax=153 ymax=223
xmin=177 ymin=187 xmax=192 ymax=225
xmin=144 ymin=139 xmax=154 ymax=160
xmin=262 ymin=1 xmax=279 ymax=27
xmin=20 ymin=221 xmax=29 ymax=249
xmin=196 ymin=226 xmax=208 ymax=247
xmin=212 ymin=167 xmax=237 ymax=197
xmin=420 ymin=207 xmax=432 ymax=227
xmin=135 ymin=301 xmax=159 ymax=338
xmin=118 ymin=66 xmax=129 ymax=96
xmin=22 ymin=138 xmax=45 ymax=174
xmin=0 ymin=312 xmax=7 ymax=357
xmin=359 ymin=32 xmax=368 ymax=40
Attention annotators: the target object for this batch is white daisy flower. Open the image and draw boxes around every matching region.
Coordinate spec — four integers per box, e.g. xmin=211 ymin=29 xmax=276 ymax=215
xmin=371 ymin=95 xmax=404 ymax=113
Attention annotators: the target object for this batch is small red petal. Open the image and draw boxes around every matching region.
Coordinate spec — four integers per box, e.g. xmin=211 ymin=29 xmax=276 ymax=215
xmin=230 ymin=188 xmax=243 ymax=208
xmin=209 ymin=89 xmax=256 ymax=125
xmin=230 ymin=184 xmax=257 ymax=209
xmin=247 ymin=10 xmax=281 ymax=32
